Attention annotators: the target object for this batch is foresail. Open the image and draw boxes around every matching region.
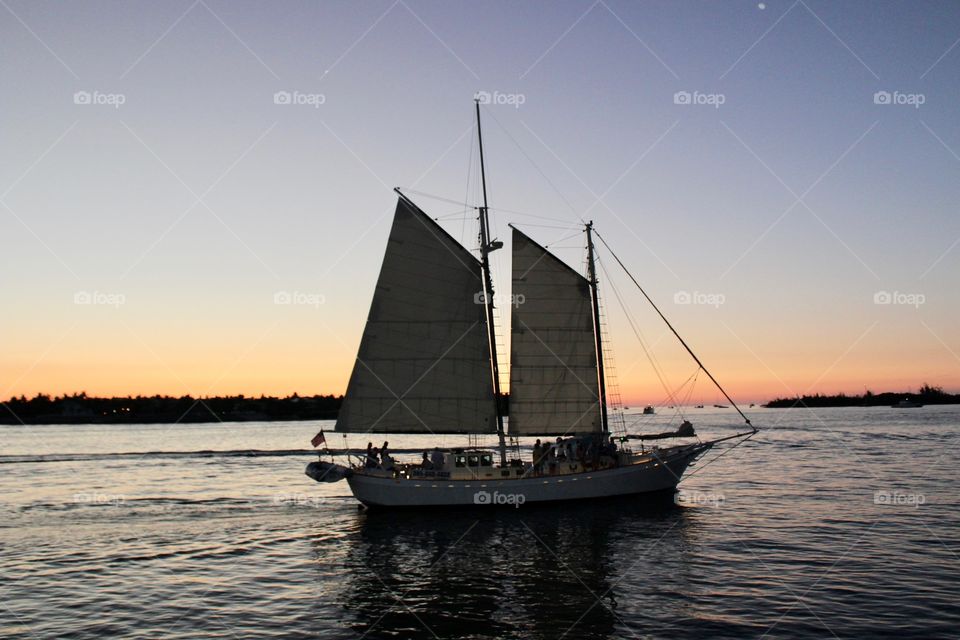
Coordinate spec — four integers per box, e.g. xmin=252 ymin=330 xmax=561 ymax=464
xmin=335 ymin=198 xmax=497 ymax=434
xmin=509 ymin=228 xmax=602 ymax=435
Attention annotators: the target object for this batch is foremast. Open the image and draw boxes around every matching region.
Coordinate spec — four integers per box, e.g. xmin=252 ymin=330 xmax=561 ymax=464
xmin=585 ymin=222 xmax=609 ymax=433
xmin=475 ymin=100 xmax=508 ymax=465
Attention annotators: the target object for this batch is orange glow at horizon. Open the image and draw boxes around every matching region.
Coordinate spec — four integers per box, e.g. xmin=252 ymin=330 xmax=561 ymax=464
xmin=5 ymin=323 xmax=957 ymax=405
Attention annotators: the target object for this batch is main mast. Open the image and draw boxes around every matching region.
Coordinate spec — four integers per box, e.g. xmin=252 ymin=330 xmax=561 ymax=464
xmin=585 ymin=222 xmax=609 ymax=433
xmin=475 ymin=100 xmax=508 ymax=465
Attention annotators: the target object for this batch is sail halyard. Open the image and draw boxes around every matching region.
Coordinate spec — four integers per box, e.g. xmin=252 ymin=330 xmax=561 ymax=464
xmin=334 ymin=195 xmax=497 ymax=434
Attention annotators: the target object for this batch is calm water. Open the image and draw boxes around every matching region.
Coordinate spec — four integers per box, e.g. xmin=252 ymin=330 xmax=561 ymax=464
xmin=2 ymin=407 xmax=959 ymax=639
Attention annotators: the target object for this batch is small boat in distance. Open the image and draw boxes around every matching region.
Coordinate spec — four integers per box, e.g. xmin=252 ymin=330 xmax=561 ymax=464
xmin=305 ymin=101 xmax=757 ymax=508
xmin=714 ymin=404 xmax=729 ymax=409
xmin=643 ymin=406 xmax=656 ymax=415
xmin=892 ymin=398 xmax=924 ymax=408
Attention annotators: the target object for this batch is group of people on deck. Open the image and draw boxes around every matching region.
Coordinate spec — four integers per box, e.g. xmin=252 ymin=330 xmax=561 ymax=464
xmin=531 ymin=435 xmax=619 ymax=475
xmin=420 ymin=448 xmax=446 ymax=470
xmin=362 ymin=436 xmax=620 ymax=475
xmin=364 ymin=441 xmax=394 ymax=470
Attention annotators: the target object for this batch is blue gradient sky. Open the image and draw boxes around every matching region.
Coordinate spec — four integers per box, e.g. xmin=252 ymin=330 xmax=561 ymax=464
xmin=2 ymin=0 xmax=959 ymax=403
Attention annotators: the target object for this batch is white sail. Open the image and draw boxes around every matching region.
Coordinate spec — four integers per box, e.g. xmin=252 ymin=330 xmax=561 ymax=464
xmin=508 ymin=227 xmax=602 ymax=435
xmin=335 ymin=197 xmax=497 ymax=434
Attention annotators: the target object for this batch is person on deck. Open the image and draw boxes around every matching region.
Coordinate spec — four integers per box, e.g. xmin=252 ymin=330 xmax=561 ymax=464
xmin=430 ymin=447 xmax=445 ymax=469
xmin=421 ymin=451 xmax=433 ymax=470
xmin=532 ymin=440 xmax=543 ymax=474
xmin=365 ymin=442 xmax=378 ymax=468
xmin=380 ymin=442 xmax=394 ymax=471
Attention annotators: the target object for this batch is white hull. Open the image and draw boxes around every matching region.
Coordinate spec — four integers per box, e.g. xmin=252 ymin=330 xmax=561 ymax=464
xmin=345 ymin=444 xmax=708 ymax=508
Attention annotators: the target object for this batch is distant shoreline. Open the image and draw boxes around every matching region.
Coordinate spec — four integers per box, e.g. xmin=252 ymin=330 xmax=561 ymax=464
xmin=0 ymin=393 xmax=343 ymax=426
xmin=763 ymin=384 xmax=959 ymax=408
xmin=3 ymin=388 xmax=957 ymax=425
xmin=0 ymin=392 xmax=509 ymax=426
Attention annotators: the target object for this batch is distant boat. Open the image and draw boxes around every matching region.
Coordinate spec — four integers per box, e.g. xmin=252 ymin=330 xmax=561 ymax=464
xmin=892 ymin=398 xmax=923 ymax=408
xmin=695 ymin=405 xmax=704 ymax=409
xmin=643 ymin=406 xmax=655 ymax=415
xmin=304 ymin=101 xmax=757 ymax=507
xmin=714 ymin=404 xmax=728 ymax=409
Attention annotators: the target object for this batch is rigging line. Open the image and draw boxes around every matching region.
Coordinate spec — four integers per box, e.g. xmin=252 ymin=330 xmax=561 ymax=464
xmin=433 ymin=208 xmax=472 ymax=219
xmin=488 ymin=208 xmax=572 ymax=223
xmin=397 ymin=187 xmax=480 ymax=210
xmin=479 ymin=105 xmax=583 ymax=221
xmin=675 ymin=369 xmax=699 ymax=420
xmin=659 ymin=367 xmax=697 ymax=421
xmin=685 ymin=430 xmax=758 ymax=478
xmin=503 ymin=220 xmax=579 ymax=229
xmin=462 ymin=124 xmax=475 ymax=246
xmin=595 ymin=230 xmax=755 ymax=429
xmin=598 ymin=253 xmax=688 ymax=412
xmin=544 ymin=230 xmax=584 ymax=248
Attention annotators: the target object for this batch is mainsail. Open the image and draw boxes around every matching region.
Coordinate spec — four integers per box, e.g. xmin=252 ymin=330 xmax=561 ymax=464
xmin=335 ymin=197 xmax=497 ymax=433
xmin=508 ymin=227 xmax=602 ymax=435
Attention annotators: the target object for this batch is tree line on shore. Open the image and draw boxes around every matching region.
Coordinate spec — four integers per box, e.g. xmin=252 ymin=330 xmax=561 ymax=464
xmin=3 ymin=385 xmax=954 ymax=424
xmin=0 ymin=392 xmax=512 ymax=425
xmin=763 ymin=384 xmax=958 ymax=408
xmin=0 ymin=392 xmax=343 ymax=425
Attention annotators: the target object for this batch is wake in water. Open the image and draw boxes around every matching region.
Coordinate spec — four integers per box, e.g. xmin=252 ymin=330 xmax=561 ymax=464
xmin=0 ymin=449 xmax=318 ymax=464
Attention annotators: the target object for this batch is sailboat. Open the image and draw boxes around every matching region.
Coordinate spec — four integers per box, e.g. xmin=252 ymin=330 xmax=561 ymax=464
xmin=305 ymin=102 xmax=756 ymax=507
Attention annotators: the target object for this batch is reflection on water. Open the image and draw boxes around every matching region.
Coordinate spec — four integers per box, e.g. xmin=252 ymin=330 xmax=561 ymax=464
xmin=331 ymin=497 xmax=691 ymax=639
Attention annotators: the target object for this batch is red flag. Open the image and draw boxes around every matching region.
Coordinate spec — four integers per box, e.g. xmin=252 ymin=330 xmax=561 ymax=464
xmin=311 ymin=430 xmax=326 ymax=448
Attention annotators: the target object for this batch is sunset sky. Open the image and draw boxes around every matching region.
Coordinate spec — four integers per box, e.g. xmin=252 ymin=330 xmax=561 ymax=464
xmin=2 ymin=1 xmax=959 ymax=405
